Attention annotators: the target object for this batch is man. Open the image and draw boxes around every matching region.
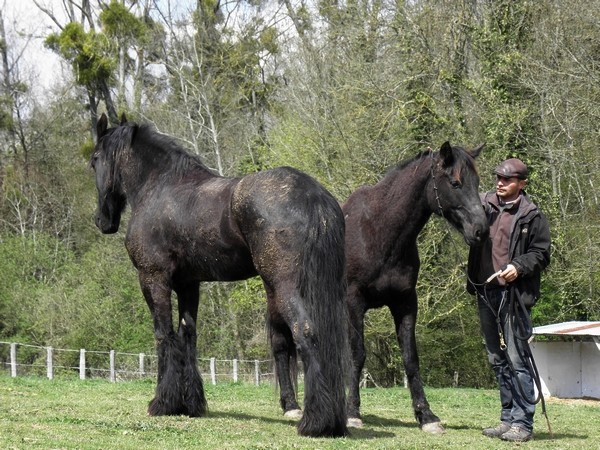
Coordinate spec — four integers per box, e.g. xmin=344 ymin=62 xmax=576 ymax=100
xmin=467 ymin=158 xmax=551 ymax=442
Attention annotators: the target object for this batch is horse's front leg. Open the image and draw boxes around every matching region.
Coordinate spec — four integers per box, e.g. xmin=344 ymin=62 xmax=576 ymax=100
xmin=391 ymin=295 xmax=444 ymax=434
xmin=139 ymin=272 xmax=187 ymax=416
xmin=175 ymin=281 xmax=207 ymax=417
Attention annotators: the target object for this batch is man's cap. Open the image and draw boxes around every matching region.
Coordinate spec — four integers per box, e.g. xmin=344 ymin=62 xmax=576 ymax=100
xmin=494 ymin=158 xmax=528 ymax=179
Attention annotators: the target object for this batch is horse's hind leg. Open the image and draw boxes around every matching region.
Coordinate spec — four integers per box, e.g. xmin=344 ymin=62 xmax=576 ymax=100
xmin=346 ymin=293 xmax=367 ymax=427
xmin=269 ymin=320 xmax=302 ymax=418
xmin=175 ymin=282 xmax=207 ymax=417
xmin=284 ymin=297 xmax=347 ymax=437
xmin=292 ymin=316 xmax=345 ymax=437
xmin=390 ymin=296 xmax=444 ymax=434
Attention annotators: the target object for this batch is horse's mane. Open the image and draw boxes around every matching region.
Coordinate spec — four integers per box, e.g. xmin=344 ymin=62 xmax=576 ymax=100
xmin=396 ymin=150 xmax=432 ymax=172
xmin=129 ymin=124 xmax=217 ymax=178
xmin=389 ymin=145 xmax=477 ymax=178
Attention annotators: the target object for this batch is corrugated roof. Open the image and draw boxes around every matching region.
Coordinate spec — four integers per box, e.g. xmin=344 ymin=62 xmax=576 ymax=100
xmin=533 ymin=321 xmax=600 ymax=336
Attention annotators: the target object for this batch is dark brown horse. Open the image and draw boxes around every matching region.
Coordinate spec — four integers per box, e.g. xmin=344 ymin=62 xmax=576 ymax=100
xmin=274 ymin=142 xmax=488 ymax=433
xmin=90 ymin=114 xmax=349 ymax=437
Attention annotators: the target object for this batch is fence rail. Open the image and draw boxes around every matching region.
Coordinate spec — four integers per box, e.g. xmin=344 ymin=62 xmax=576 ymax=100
xmin=0 ymin=341 xmax=276 ymax=385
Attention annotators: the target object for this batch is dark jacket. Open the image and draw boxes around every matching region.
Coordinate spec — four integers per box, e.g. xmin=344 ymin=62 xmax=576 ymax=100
xmin=467 ymin=191 xmax=551 ymax=306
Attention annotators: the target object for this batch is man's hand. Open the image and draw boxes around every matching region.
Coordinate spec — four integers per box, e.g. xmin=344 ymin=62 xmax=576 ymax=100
xmin=499 ymin=264 xmax=518 ymax=283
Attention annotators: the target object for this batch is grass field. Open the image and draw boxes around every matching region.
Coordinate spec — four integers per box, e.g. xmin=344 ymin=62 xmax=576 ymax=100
xmin=1 ymin=376 xmax=599 ymax=449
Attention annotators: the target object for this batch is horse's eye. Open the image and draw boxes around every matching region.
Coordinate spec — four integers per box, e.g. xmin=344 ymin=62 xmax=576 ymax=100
xmin=91 ymin=153 xmax=99 ymax=169
xmin=450 ymin=179 xmax=462 ymax=189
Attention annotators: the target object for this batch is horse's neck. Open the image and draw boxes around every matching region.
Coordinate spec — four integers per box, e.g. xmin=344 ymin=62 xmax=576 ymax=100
xmin=120 ymin=146 xmax=215 ymax=207
xmin=374 ymin=161 xmax=434 ymax=242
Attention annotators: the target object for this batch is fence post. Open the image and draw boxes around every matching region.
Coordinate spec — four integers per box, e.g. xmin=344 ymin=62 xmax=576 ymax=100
xmin=46 ymin=347 xmax=53 ymax=380
xmin=453 ymin=371 xmax=459 ymax=388
xmin=254 ymin=360 xmax=260 ymax=386
xmin=403 ymin=371 xmax=408 ymax=388
xmin=79 ymin=349 xmax=86 ymax=380
xmin=10 ymin=343 xmax=17 ymax=377
xmin=232 ymin=359 xmax=238 ymax=383
xmin=109 ymin=350 xmax=116 ymax=382
xmin=210 ymin=357 xmax=216 ymax=385
xmin=139 ymin=353 xmax=145 ymax=377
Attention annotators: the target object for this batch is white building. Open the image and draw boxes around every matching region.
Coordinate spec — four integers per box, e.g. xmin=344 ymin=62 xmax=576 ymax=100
xmin=531 ymin=321 xmax=600 ymax=399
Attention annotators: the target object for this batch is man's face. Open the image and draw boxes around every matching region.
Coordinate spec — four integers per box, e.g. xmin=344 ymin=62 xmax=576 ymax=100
xmin=496 ymin=175 xmax=527 ymax=201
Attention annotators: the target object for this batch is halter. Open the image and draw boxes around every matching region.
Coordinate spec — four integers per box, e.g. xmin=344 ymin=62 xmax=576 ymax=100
xmin=428 ymin=151 xmax=445 ymax=218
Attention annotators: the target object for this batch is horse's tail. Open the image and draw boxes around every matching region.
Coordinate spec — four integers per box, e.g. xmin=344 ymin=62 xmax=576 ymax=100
xmin=297 ymin=190 xmax=349 ymax=437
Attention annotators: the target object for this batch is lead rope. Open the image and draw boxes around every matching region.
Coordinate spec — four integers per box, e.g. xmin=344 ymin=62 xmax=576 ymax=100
xmin=508 ymin=290 xmax=554 ymax=438
xmin=429 ymin=154 xmax=553 ymax=438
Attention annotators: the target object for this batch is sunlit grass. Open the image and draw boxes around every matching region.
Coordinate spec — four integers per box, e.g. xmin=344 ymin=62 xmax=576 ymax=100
xmin=1 ymin=376 xmax=598 ymax=449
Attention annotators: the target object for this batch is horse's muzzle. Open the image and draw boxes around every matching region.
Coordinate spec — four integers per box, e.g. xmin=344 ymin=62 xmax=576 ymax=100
xmin=465 ymin=222 xmax=489 ymax=246
xmin=95 ymin=213 xmax=120 ymax=234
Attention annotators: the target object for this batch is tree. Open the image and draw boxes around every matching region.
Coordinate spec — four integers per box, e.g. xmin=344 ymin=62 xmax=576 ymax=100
xmin=148 ymin=0 xmax=280 ymax=176
xmin=99 ymin=0 xmax=165 ymax=112
xmin=44 ymin=10 xmax=118 ymax=137
xmin=519 ymin=0 xmax=600 ymax=322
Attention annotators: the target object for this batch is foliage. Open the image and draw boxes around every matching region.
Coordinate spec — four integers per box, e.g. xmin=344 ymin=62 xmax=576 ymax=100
xmin=0 ymin=232 xmax=152 ymax=352
xmin=0 ymin=234 xmax=73 ymax=339
xmin=45 ymin=23 xmax=115 ymax=90
xmin=100 ymin=1 xmax=148 ymax=44
xmin=193 ymin=280 xmax=269 ymax=361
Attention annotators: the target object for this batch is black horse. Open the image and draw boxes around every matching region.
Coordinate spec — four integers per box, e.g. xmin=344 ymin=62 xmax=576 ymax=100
xmin=274 ymin=142 xmax=488 ymax=433
xmin=90 ymin=114 xmax=349 ymax=438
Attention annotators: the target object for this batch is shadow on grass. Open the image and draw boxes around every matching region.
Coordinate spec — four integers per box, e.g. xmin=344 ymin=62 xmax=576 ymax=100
xmin=343 ymin=413 xmax=415 ymax=439
xmin=207 ymin=410 xmax=293 ymax=426
xmin=530 ymin=431 xmax=590 ymax=442
xmin=207 ymin=411 xmax=397 ymax=439
xmin=360 ymin=413 xmax=418 ymax=429
xmin=347 ymin=428 xmax=396 ymax=439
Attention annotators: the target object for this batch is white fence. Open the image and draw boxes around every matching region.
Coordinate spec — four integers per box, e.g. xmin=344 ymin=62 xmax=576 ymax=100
xmin=0 ymin=341 xmax=276 ymax=385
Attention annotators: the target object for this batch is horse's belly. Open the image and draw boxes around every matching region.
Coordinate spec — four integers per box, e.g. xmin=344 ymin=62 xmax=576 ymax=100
xmin=182 ymin=254 xmax=258 ymax=282
xmin=349 ymin=267 xmax=415 ymax=308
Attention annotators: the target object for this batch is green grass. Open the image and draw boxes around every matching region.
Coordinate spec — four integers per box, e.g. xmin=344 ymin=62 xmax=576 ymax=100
xmin=1 ymin=376 xmax=599 ymax=449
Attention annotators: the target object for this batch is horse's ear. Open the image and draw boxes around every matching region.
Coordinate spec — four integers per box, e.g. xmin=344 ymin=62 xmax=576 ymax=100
xmin=439 ymin=141 xmax=454 ymax=166
xmin=123 ymin=123 xmax=138 ymax=145
xmin=97 ymin=113 xmax=108 ymax=138
xmin=130 ymin=124 xmax=138 ymax=142
xmin=470 ymin=143 xmax=485 ymax=159
xmin=120 ymin=113 xmax=128 ymax=125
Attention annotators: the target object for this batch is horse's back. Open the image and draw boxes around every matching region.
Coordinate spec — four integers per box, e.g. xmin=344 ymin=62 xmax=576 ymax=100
xmin=232 ymin=166 xmax=345 ymax=281
xmin=233 ymin=166 xmax=343 ymax=229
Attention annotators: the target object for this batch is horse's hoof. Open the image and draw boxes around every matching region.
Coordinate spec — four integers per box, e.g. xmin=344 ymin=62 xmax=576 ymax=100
xmin=422 ymin=421 xmax=445 ymax=434
xmin=347 ymin=417 xmax=364 ymax=428
xmin=284 ymin=409 xmax=303 ymax=420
